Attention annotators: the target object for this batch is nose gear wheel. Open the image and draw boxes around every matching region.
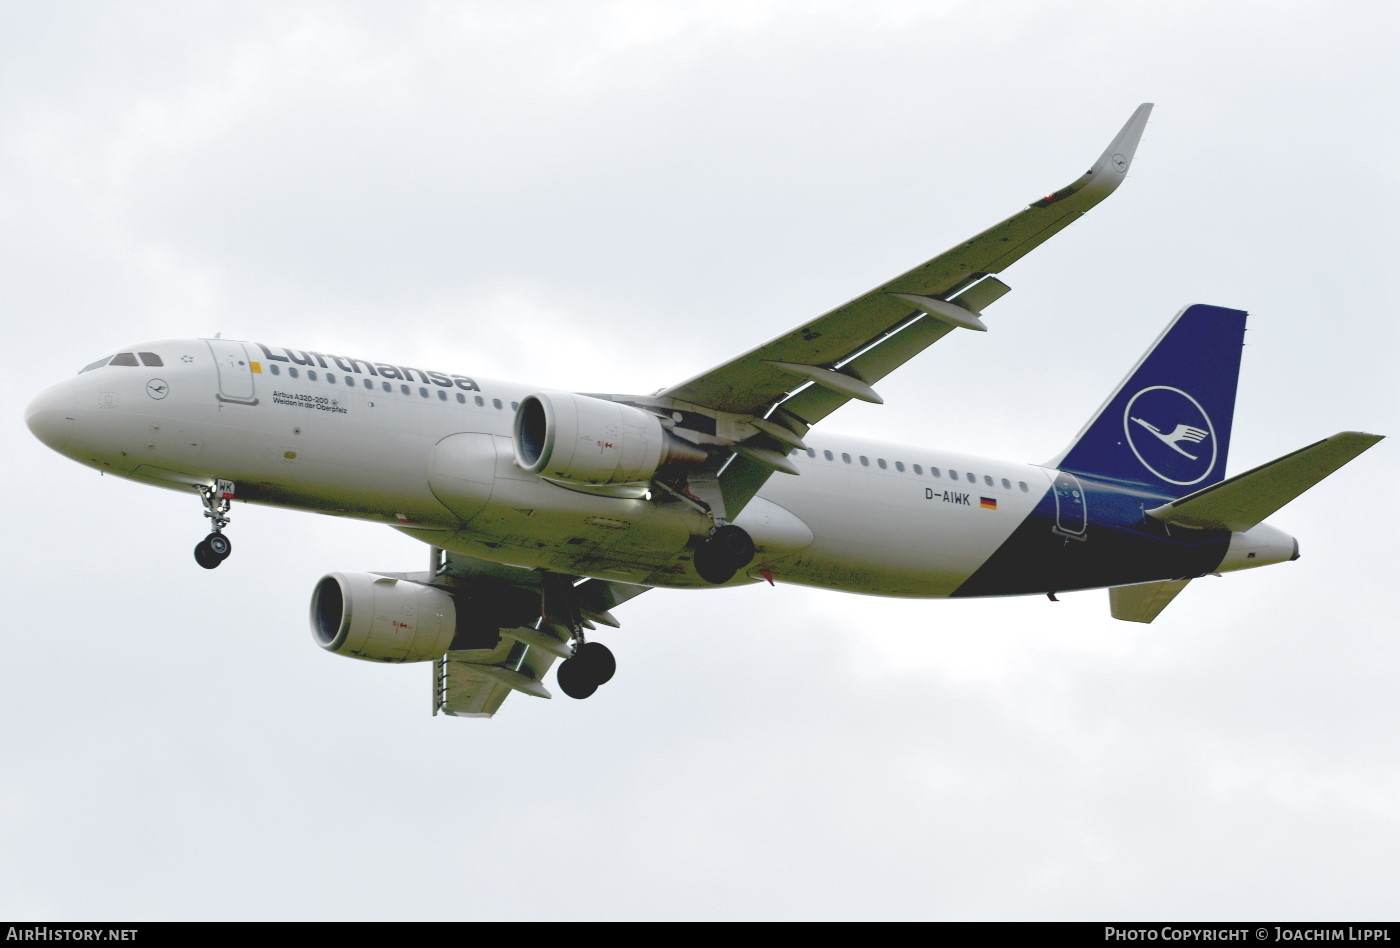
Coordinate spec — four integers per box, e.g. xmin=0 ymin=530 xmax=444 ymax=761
xmin=192 ymin=484 xmax=234 ymax=569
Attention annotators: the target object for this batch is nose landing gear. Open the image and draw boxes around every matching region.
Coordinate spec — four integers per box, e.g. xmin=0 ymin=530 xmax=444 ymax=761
xmin=193 ymin=482 xmax=234 ymax=570
xmin=194 ymin=532 xmax=232 ymax=569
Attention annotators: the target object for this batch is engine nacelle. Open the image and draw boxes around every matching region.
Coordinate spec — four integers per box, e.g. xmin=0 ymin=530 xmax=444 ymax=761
xmin=513 ymin=392 xmax=705 ymax=490
xmin=311 ymin=572 xmax=458 ymax=663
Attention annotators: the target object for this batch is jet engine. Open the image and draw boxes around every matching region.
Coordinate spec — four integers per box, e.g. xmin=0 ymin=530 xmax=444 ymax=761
xmin=513 ymin=392 xmax=706 ymax=491
xmin=311 ymin=572 xmax=459 ymax=663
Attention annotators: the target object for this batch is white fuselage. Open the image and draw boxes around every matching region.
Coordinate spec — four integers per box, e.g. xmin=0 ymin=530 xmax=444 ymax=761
xmin=25 ymin=337 xmax=1295 ymax=599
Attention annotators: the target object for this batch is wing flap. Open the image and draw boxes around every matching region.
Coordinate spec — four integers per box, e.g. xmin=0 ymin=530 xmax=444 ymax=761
xmin=435 ymin=656 xmax=516 ymax=718
xmin=771 ymin=277 xmax=1010 ymax=430
xmin=1146 ymin=432 xmax=1384 ymax=532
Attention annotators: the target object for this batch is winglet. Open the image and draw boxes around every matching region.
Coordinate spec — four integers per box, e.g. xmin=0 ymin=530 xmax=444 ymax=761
xmin=1096 ymin=102 xmax=1154 ymax=175
xmin=1033 ymin=102 xmax=1153 ymax=208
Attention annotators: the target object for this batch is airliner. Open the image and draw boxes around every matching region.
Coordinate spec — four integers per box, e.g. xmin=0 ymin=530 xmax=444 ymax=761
xmin=24 ymin=104 xmax=1382 ymax=717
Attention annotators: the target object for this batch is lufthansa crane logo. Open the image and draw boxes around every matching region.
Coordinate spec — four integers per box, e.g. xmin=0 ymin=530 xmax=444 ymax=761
xmin=1122 ymin=386 xmax=1216 ymax=486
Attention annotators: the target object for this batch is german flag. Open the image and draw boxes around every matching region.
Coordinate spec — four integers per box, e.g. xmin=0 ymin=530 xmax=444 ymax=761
xmin=979 ymin=497 xmax=997 ymax=510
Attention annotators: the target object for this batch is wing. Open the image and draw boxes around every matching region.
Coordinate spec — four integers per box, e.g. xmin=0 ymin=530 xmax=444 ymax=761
xmin=648 ymin=105 xmax=1153 ymax=517
xmin=386 ymin=551 xmax=649 ymax=718
xmin=658 ymin=103 xmax=1154 ymax=422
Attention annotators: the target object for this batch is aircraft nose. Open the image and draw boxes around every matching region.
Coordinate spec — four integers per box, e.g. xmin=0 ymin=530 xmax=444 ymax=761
xmin=26 ymin=379 xmax=76 ymax=454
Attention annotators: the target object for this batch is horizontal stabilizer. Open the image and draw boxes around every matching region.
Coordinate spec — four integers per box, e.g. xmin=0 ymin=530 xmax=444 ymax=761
xmin=1110 ymin=579 xmax=1191 ymax=623
xmin=1146 ymin=431 xmax=1384 ymax=531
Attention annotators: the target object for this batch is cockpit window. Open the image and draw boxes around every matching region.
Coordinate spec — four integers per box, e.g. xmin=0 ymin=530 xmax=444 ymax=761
xmin=79 ymin=350 xmax=163 ymax=373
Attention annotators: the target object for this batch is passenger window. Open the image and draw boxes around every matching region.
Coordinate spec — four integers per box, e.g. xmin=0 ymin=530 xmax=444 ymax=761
xmin=950 ymin=470 xmax=959 ymax=481
xmin=400 ymin=384 xmax=410 ymax=395
xmin=966 ymin=472 xmax=975 ymax=482
xmin=841 ymin=453 xmax=851 ymax=464
xmin=308 ymin=370 xmax=317 ymax=381
xmin=326 ymin=373 xmax=336 ymax=384
xmin=475 ymin=396 xmax=484 ymax=406
xmin=382 ymin=381 xmax=392 ymax=393
xmin=930 ymin=467 xmax=941 ymax=478
xmin=859 ymin=456 xmax=869 ymax=466
xmin=984 ymin=475 xmax=993 ymax=487
xmin=1001 ymin=478 xmax=1011 ymax=490
xmin=913 ymin=464 xmax=922 ymax=475
xmin=138 ymin=352 xmax=163 ymax=367
xmin=79 ymin=356 xmax=112 ymax=373
xmin=456 ymin=393 xmax=466 ymax=404
xmin=289 ymin=367 xmax=299 ymax=379
xmin=363 ymin=378 xmax=372 ymax=389
xmin=824 ymin=450 xmax=834 ymax=461
xmin=877 ymin=459 xmax=887 ymax=470
xmin=511 ymin=402 xmax=519 ymax=411
xmin=438 ymin=390 xmax=447 ymax=401
xmin=269 ymin=364 xmax=280 ymax=376
xmin=895 ymin=461 xmax=905 ymax=472
xmin=346 ymin=376 xmax=355 ymax=387
xmin=110 ymin=352 xmax=139 ymax=366
xmin=1019 ymin=481 xmax=1029 ymax=492
xmin=420 ymin=387 xmax=429 ymax=398
xmin=493 ymin=399 xmax=503 ymax=409
xmin=805 ymin=448 xmax=816 ymax=457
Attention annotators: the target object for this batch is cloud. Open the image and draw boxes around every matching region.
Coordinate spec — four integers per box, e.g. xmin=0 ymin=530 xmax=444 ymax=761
xmin=4 ymin=0 xmax=1397 ymax=921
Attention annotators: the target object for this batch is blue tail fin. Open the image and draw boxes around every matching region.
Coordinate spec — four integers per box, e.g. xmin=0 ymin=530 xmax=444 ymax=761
xmin=1049 ymin=304 xmax=1247 ymax=498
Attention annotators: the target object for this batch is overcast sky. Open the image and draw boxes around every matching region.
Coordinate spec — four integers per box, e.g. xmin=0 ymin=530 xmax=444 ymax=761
xmin=3 ymin=0 xmax=1398 ymax=922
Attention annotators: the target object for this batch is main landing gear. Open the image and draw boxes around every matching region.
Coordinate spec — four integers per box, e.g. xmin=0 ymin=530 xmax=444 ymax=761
xmin=693 ymin=524 xmax=755 ymax=584
xmin=553 ymin=523 xmax=754 ymax=701
xmin=555 ymin=639 xmax=617 ymax=700
xmin=193 ymin=483 xmax=234 ymax=570
xmin=540 ymin=571 xmax=617 ymax=701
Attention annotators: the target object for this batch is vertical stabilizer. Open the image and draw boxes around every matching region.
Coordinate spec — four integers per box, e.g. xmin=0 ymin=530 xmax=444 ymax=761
xmin=1047 ymin=304 xmax=1247 ymax=498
